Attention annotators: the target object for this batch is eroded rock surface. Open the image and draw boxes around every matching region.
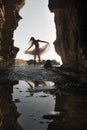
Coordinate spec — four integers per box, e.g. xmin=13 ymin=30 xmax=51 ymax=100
xmin=0 ymin=0 xmax=25 ymax=59
xmin=49 ymin=0 xmax=87 ymax=70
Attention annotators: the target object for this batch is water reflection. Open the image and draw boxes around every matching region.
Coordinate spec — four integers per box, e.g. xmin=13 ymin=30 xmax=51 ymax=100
xmin=0 ymin=79 xmax=87 ymax=130
xmin=26 ymin=80 xmax=55 ymax=92
xmin=0 ymin=80 xmax=23 ymax=130
xmin=12 ymin=80 xmax=55 ymax=130
xmin=47 ymin=93 xmax=87 ymax=130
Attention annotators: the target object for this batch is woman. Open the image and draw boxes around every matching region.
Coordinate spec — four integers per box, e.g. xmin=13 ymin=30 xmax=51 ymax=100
xmin=25 ymin=37 xmax=50 ymax=63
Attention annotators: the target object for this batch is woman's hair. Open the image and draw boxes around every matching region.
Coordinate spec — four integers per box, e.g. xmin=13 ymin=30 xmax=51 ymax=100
xmin=30 ymin=37 xmax=35 ymax=41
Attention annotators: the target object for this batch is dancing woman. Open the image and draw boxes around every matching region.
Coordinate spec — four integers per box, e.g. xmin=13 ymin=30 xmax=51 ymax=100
xmin=25 ymin=37 xmax=50 ymax=63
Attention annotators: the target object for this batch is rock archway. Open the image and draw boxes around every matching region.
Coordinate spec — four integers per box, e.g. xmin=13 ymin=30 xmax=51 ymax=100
xmin=0 ymin=0 xmax=87 ymax=70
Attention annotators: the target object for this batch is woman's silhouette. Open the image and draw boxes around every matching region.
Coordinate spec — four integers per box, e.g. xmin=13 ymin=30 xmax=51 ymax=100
xmin=25 ymin=37 xmax=50 ymax=63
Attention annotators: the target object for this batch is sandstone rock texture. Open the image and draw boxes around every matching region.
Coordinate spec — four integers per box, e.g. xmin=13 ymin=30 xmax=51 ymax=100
xmin=49 ymin=0 xmax=87 ymax=69
xmin=0 ymin=0 xmax=25 ymax=59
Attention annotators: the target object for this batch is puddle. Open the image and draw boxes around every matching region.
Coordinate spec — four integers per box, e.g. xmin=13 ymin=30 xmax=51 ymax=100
xmin=0 ymin=66 xmax=87 ymax=130
xmin=12 ymin=80 xmax=56 ymax=130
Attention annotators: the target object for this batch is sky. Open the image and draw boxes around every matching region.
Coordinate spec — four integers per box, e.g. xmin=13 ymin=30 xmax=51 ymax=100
xmin=13 ymin=0 xmax=62 ymax=62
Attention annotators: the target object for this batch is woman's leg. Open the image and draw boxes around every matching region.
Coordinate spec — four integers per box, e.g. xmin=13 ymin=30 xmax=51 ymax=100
xmin=34 ymin=55 xmax=36 ymax=64
xmin=38 ymin=54 xmax=41 ymax=62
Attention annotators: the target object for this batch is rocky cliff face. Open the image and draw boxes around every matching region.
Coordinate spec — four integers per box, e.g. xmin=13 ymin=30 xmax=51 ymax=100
xmin=49 ymin=0 xmax=87 ymax=69
xmin=0 ymin=0 xmax=25 ymax=59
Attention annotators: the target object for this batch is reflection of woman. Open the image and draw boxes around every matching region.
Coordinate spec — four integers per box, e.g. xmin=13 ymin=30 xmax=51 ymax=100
xmin=25 ymin=37 xmax=49 ymax=63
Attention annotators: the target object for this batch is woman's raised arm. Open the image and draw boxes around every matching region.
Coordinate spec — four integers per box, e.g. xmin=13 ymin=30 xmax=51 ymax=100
xmin=38 ymin=40 xmax=49 ymax=44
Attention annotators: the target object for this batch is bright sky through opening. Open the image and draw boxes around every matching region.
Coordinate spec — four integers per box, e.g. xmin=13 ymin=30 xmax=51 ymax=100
xmin=14 ymin=0 xmax=62 ymax=62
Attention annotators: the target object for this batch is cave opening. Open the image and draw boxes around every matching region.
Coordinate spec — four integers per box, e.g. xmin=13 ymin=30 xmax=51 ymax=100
xmin=13 ymin=0 xmax=62 ymax=64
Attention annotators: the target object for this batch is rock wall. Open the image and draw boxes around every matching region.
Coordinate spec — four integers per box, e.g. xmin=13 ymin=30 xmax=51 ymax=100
xmin=49 ymin=0 xmax=87 ymax=69
xmin=0 ymin=80 xmax=23 ymax=130
xmin=0 ymin=0 xmax=5 ymax=58
xmin=0 ymin=0 xmax=25 ymax=59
